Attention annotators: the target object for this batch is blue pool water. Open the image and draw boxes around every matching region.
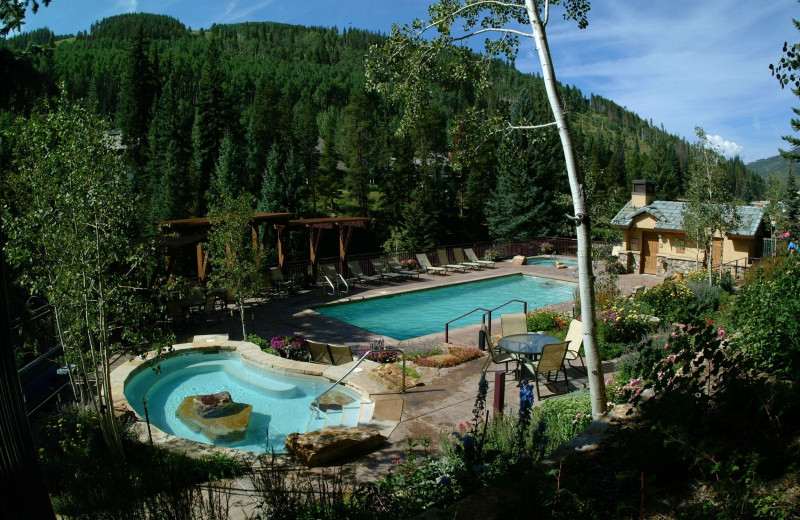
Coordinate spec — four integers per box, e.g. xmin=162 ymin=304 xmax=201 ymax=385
xmin=124 ymin=351 xmax=362 ymax=453
xmin=527 ymin=256 xmax=579 ymax=267
xmin=317 ymin=274 xmax=575 ymax=340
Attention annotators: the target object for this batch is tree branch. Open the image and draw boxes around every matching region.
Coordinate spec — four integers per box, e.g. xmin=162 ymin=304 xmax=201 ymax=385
xmin=508 ymin=121 xmax=558 ymax=130
xmin=423 ymin=0 xmax=527 ymax=36
xmin=451 ymin=26 xmax=534 ymax=42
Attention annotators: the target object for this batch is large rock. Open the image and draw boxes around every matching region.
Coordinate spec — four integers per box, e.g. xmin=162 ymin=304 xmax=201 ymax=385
xmin=192 ymin=391 xmax=233 ymax=418
xmin=511 ymin=255 xmax=527 ymax=265
xmin=369 ymin=362 xmax=422 ymax=392
xmin=285 ymin=427 xmax=385 ymax=467
xmin=176 ymin=394 xmax=252 ymax=443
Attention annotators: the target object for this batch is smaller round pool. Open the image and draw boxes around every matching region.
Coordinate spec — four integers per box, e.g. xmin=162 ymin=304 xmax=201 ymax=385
xmin=527 ymin=256 xmax=578 ymax=267
xmin=124 ymin=350 xmax=364 ymax=453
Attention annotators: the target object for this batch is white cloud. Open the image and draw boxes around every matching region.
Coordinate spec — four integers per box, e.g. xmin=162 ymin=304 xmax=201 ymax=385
xmin=114 ymin=0 xmax=138 ymax=12
xmin=706 ymin=134 xmax=743 ymax=158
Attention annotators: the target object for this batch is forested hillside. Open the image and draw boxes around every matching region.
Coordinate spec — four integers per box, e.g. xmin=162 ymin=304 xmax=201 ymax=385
xmin=0 ymin=13 xmax=766 ymax=259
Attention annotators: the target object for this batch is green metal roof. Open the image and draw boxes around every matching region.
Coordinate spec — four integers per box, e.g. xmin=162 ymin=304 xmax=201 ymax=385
xmin=610 ymin=200 xmax=764 ymax=237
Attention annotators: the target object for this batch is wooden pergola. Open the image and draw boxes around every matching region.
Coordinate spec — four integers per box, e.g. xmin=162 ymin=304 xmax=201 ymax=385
xmin=279 ymin=216 xmax=374 ymax=278
xmin=157 ymin=213 xmax=293 ymax=281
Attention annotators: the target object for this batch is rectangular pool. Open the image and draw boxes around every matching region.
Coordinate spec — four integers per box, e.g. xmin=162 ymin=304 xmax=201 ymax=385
xmin=316 ymin=274 xmax=575 ymax=341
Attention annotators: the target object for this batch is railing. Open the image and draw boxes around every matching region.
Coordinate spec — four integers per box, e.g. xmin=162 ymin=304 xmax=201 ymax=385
xmin=444 ymin=307 xmax=491 ymax=343
xmin=310 ymin=346 xmax=407 ymax=420
xmin=443 ymin=299 xmax=528 ymax=343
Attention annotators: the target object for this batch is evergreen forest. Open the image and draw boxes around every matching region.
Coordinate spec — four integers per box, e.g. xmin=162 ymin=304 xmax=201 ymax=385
xmin=0 ymin=13 xmax=767 ymax=260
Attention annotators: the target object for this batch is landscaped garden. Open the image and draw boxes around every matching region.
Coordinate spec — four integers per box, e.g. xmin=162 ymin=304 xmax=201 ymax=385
xmin=25 ymin=254 xmax=799 ymax=519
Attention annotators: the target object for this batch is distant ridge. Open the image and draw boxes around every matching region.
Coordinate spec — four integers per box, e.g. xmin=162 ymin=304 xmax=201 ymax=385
xmin=747 ymin=149 xmax=800 ymax=179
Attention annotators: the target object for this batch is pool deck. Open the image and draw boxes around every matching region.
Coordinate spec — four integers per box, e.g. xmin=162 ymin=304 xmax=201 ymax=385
xmin=174 ymin=258 xmax=662 ymax=498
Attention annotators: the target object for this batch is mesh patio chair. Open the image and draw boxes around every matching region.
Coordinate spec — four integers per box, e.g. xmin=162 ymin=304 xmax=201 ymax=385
xmin=520 ymin=341 xmax=570 ymax=400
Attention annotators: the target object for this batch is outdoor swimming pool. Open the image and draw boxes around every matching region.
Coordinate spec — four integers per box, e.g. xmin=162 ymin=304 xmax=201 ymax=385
xmin=124 ymin=350 xmax=363 ymax=453
xmin=316 ymin=274 xmax=575 ymax=340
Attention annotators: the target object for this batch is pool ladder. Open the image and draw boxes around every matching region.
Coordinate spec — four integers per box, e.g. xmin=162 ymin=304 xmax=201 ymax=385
xmin=305 ymin=346 xmax=406 ymax=431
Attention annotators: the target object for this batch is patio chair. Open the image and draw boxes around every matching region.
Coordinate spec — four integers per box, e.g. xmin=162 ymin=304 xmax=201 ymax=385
xmin=308 ymin=341 xmax=334 ymax=364
xmin=564 ymin=319 xmax=586 ymax=374
xmin=520 ymin=341 xmax=570 ymax=400
xmin=480 ymin=324 xmax=519 ymax=377
xmin=464 ymin=247 xmax=496 ymax=268
xmin=346 ymin=260 xmax=381 ymax=285
xmin=328 ymin=344 xmax=353 ymax=366
xmin=501 ymin=312 xmax=528 ymax=337
xmin=370 ymin=258 xmax=405 ymax=282
xmin=415 ymin=253 xmax=448 ymax=275
xmin=388 ymin=256 xmax=420 ymax=279
xmin=201 ymin=293 xmax=219 ymax=323
xmin=165 ymin=300 xmax=186 ymax=329
xmin=453 ymin=248 xmax=483 ymax=269
xmin=269 ymin=267 xmax=295 ymax=294
xmin=436 ymin=249 xmax=467 ymax=272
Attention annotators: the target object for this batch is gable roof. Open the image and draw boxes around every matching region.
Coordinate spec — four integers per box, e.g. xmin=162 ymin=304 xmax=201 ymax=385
xmin=610 ymin=200 xmax=764 ymax=238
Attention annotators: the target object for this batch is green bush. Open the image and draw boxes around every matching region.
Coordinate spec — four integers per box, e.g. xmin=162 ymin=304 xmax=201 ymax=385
xmin=639 ymin=279 xmax=695 ymax=324
xmin=727 ymin=255 xmax=800 ymax=378
xmin=532 ymin=389 xmax=593 ymax=453
xmin=246 ymin=333 xmax=280 ymax=356
xmin=525 ymin=309 xmax=569 ymax=333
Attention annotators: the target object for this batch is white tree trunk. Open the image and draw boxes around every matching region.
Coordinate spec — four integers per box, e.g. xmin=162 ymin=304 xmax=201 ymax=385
xmin=525 ymin=0 xmax=606 ymax=416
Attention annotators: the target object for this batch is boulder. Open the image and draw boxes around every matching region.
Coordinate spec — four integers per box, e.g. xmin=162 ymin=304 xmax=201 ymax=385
xmin=369 ymin=362 xmax=422 ymax=392
xmin=285 ymin=427 xmax=385 ymax=467
xmin=192 ymin=391 xmax=233 ymax=418
xmin=554 ymin=261 xmax=567 ymax=269
xmin=317 ymin=390 xmax=357 ymax=412
xmin=176 ymin=394 xmax=252 ymax=443
xmin=511 ymin=255 xmax=527 ymax=265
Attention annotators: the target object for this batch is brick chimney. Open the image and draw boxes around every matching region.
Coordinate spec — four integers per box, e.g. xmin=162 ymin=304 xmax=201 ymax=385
xmin=631 ymin=179 xmax=655 ymax=209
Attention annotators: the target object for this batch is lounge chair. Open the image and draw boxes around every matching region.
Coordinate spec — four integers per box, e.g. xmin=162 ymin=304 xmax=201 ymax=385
xmin=328 ymin=344 xmax=353 ymax=366
xmin=564 ymin=319 xmax=586 ymax=374
xmin=436 ymin=249 xmax=467 ymax=272
xmin=453 ymin=248 xmax=483 ymax=269
xmin=201 ymin=293 xmax=219 ymax=322
xmin=370 ymin=258 xmax=405 ymax=282
xmin=501 ymin=312 xmax=528 ymax=337
xmin=346 ymin=260 xmax=381 ymax=285
xmin=388 ymin=256 xmax=420 ymax=279
xmin=308 ymin=341 xmax=333 ymax=364
xmin=415 ymin=253 xmax=448 ymax=275
xmin=520 ymin=341 xmax=570 ymax=400
xmin=464 ymin=247 xmax=495 ymax=268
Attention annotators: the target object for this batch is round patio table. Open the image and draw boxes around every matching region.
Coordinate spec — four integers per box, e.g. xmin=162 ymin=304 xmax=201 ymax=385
xmin=498 ymin=333 xmax=562 ymax=359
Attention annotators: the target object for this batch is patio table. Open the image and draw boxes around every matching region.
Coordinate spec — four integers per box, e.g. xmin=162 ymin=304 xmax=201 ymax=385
xmin=498 ymin=333 xmax=562 ymax=359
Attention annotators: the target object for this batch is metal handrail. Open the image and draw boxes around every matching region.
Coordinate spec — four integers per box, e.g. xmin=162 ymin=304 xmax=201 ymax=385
xmin=311 ymin=346 xmax=406 ymax=417
xmin=444 ymin=307 xmax=491 ymax=343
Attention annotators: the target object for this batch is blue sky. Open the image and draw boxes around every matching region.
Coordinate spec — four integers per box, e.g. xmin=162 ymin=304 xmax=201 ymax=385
xmin=15 ymin=0 xmax=800 ymax=163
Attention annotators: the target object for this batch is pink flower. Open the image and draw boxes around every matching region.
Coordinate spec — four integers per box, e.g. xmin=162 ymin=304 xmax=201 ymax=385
xmin=392 ymin=457 xmax=405 ymax=464
xmin=605 ymin=378 xmax=613 ymax=386
xmin=667 ymin=354 xmax=677 ymax=363
xmin=717 ymin=327 xmax=726 ymax=340
xmin=664 ymin=342 xmax=670 ymax=350
xmin=780 ymin=231 xmax=791 ymax=239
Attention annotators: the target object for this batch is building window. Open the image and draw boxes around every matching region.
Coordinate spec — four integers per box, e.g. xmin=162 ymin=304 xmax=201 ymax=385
xmin=675 ymin=239 xmax=685 ymax=254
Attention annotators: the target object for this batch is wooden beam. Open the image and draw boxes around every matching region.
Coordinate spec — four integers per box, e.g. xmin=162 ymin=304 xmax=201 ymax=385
xmin=339 ymin=224 xmax=355 ymax=264
xmin=274 ymin=224 xmax=286 ymax=268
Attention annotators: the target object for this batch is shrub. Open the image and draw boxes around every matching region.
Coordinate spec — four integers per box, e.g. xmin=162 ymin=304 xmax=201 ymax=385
xmin=539 ymin=242 xmax=556 ymax=254
xmin=359 ymin=338 xmax=400 ymax=364
xmin=269 ymin=332 xmax=310 ymax=360
xmin=596 ymin=298 xmax=653 ymax=345
xmin=685 ymin=268 xmax=735 ymax=292
xmin=727 ymin=255 xmax=800 ymax=378
xmin=526 ymin=309 xmax=568 ymax=333
xmin=607 ymin=260 xmax=626 ymax=275
xmin=246 ymin=333 xmax=280 ymax=356
xmin=532 ymin=389 xmax=593 ymax=453
xmin=685 ymin=282 xmax=727 ymax=322
xmin=400 ymin=258 xmax=420 ymax=270
xmin=639 ymin=279 xmax=695 ymax=323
